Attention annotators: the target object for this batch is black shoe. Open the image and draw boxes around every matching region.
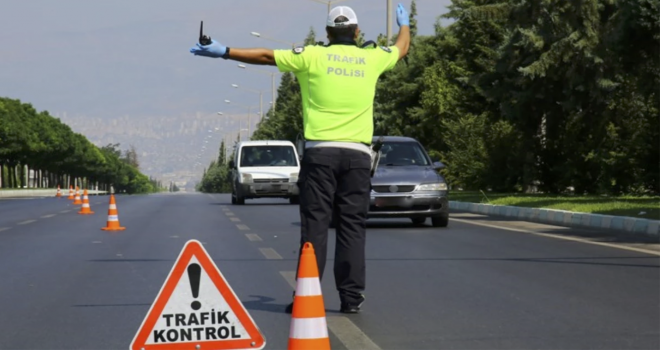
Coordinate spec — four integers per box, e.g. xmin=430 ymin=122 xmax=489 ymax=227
xmin=340 ymin=294 xmax=365 ymax=314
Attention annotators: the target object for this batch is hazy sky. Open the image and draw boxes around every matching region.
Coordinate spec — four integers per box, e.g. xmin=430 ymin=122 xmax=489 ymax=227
xmin=0 ymin=0 xmax=453 ymax=120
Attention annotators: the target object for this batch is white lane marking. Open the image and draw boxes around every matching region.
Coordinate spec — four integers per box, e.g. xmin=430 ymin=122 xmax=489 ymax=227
xmin=0 ymin=227 xmax=11 ymax=232
xmin=236 ymin=224 xmax=250 ymax=231
xmin=280 ymin=271 xmax=297 ymax=288
xmin=451 ymin=218 xmax=660 ymax=256
xmin=17 ymin=220 xmax=36 ymax=225
xmin=92 ymin=241 xmax=102 ymax=244
xmin=259 ymin=248 xmax=282 ymax=260
xmin=327 ymin=316 xmax=382 ymax=350
xmin=40 ymin=214 xmax=56 ymax=218
xmin=60 ymin=210 xmax=71 ymax=213
xmin=245 ymin=234 xmax=262 ymax=241
xmin=279 ymin=271 xmax=381 ymax=350
xmin=225 ymin=212 xmax=235 ymax=216
xmin=230 ymin=217 xmax=241 ymax=222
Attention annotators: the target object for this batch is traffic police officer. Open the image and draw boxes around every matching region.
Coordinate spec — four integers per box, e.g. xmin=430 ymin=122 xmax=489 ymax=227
xmin=190 ymin=4 xmax=411 ymax=313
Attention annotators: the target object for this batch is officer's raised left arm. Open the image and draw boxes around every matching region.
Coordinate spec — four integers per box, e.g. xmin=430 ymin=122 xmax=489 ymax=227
xmin=190 ymin=39 xmax=276 ymax=66
xmin=394 ymin=3 xmax=411 ymax=60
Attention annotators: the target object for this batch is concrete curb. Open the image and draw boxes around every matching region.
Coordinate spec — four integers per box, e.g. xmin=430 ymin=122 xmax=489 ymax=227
xmin=0 ymin=189 xmax=108 ymax=198
xmin=449 ymin=201 xmax=659 ymax=238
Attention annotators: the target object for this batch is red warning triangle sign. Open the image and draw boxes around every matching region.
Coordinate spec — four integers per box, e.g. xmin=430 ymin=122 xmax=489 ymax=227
xmin=130 ymin=240 xmax=266 ymax=350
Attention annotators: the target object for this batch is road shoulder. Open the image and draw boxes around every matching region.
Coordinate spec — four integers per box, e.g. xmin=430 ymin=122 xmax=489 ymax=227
xmin=449 ymin=212 xmax=660 ymax=255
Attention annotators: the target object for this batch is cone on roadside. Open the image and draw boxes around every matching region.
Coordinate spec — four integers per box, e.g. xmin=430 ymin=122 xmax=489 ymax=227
xmin=56 ymin=185 xmax=62 ymax=198
xmin=101 ymin=194 xmax=125 ymax=231
xmin=73 ymin=186 xmax=82 ymax=205
xmin=78 ymin=189 xmax=94 ymax=215
xmin=288 ymin=242 xmax=330 ymax=350
xmin=68 ymin=186 xmax=74 ymax=200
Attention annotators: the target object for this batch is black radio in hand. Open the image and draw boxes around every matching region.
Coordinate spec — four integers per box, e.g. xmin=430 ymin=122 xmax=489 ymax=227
xmin=199 ymin=21 xmax=212 ymax=45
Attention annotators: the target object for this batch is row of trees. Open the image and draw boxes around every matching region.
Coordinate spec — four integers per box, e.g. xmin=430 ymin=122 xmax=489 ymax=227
xmin=249 ymin=0 xmax=658 ymax=195
xmin=0 ymin=97 xmax=162 ymax=194
xmin=197 ymin=138 xmax=235 ymax=193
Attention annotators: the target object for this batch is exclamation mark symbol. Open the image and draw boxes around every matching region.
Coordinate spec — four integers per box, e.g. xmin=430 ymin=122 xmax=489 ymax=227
xmin=188 ymin=263 xmax=202 ymax=310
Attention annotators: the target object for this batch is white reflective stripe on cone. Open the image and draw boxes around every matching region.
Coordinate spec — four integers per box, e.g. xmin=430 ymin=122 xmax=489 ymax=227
xmin=289 ymin=317 xmax=328 ymax=339
xmin=82 ymin=204 xmax=89 ymax=208
xmin=109 ymin=204 xmax=117 ymax=210
xmin=107 ymin=215 xmax=119 ymax=221
xmin=295 ymin=277 xmax=322 ymax=297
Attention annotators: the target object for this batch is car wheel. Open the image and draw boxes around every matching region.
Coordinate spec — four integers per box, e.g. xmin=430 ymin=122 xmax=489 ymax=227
xmin=234 ymin=192 xmax=245 ymax=205
xmin=431 ymin=214 xmax=449 ymax=228
xmin=411 ymin=217 xmax=426 ymax=226
xmin=289 ymin=196 xmax=300 ymax=205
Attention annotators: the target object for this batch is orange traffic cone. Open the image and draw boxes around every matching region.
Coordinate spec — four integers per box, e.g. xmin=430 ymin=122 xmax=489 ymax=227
xmin=68 ymin=185 xmax=74 ymax=200
xmin=288 ymin=242 xmax=330 ymax=350
xmin=101 ymin=195 xmax=125 ymax=231
xmin=73 ymin=186 xmax=82 ymax=205
xmin=56 ymin=185 xmax=62 ymax=198
xmin=78 ymin=189 xmax=94 ymax=215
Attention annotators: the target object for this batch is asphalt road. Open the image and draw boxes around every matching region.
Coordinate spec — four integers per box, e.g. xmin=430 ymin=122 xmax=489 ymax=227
xmin=0 ymin=193 xmax=658 ymax=350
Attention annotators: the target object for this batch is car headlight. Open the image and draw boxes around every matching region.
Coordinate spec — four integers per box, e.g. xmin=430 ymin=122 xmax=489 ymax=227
xmin=416 ymin=182 xmax=448 ymax=191
xmin=241 ymin=173 xmax=253 ymax=183
xmin=289 ymin=172 xmax=299 ymax=182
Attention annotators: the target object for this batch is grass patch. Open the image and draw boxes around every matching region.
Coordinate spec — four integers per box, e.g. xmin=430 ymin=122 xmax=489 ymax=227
xmin=451 ymin=191 xmax=660 ymax=219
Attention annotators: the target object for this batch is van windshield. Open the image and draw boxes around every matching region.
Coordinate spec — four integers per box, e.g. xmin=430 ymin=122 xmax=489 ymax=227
xmin=240 ymin=145 xmax=299 ymax=167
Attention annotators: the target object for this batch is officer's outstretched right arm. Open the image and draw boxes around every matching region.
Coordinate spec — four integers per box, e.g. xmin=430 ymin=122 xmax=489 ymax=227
xmin=190 ymin=38 xmax=313 ymax=73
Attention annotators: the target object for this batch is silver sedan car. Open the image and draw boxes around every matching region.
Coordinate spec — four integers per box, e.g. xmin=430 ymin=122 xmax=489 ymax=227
xmin=330 ymin=136 xmax=449 ymax=228
xmin=368 ymin=136 xmax=449 ymax=227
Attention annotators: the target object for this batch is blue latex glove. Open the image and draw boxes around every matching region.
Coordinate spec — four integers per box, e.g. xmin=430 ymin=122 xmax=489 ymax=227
xmin=190 ymin=39 xmax=227 ymax=58
xmin=396 ymin=3 xmax=410 ymax=27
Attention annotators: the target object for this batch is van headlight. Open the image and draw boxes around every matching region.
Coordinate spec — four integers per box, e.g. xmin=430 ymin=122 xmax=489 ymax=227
xmin=416 ymin=183 xmax=447 ymax=191
xmin=289 ymin=172 xmax=299 ymax=182
xmin=241 ymin=173 xmax=253 ymax=184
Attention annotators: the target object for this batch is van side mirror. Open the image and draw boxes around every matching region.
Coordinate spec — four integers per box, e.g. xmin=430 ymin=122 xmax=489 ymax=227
xmin=228 ymin=160 xmax=235 ymax=169
xmin=432 ymin=161 xmax=445 ymax=170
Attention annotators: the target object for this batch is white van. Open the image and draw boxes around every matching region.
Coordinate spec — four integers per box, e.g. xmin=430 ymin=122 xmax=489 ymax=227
xmin=228 ymin=140 xmax=301 ymax=205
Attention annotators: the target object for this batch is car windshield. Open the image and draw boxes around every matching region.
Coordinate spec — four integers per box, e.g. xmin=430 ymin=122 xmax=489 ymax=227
xmin=239 ymin=145 xmax=298 ymax=167
xmin=378 ymin=141 xmax=431 ymax=166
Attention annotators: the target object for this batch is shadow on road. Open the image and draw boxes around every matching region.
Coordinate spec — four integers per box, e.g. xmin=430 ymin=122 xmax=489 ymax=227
xmin=241 ymin=295 xmax=288 ymax=314
xmin=241 ymin=295 xmax=352 ymax=315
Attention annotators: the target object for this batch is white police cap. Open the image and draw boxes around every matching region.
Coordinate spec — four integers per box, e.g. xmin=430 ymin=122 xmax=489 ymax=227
xmin=327 ymin=6 xmax=358 ymax=27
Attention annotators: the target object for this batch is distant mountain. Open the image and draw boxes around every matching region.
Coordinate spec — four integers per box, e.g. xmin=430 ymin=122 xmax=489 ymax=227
xmin=56 ymin=112 xmax=260 ymax=184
